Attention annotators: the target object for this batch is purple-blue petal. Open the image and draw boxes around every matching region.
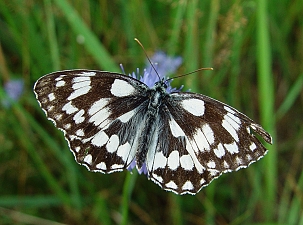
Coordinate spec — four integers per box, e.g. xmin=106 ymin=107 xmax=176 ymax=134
xmin=127 ymin=159 xmax=148 ymax=175
xmin=2 ymin=79 xmax=24 ymax=107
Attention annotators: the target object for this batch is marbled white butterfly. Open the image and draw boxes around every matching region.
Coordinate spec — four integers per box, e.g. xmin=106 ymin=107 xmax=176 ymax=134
xmin=34 ymin=64 xmax=272 ymax=195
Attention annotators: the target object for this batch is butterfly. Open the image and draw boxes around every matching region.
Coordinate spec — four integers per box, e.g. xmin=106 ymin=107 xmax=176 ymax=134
xmin=34 ymin=69 xmax=272 ymax=195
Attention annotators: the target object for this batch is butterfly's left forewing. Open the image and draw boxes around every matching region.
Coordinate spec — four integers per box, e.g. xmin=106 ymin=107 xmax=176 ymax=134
xmin=34 ymin=70 xmax=149 ymax=173
xmin=145 ymin=92 xmax=272 ymax=194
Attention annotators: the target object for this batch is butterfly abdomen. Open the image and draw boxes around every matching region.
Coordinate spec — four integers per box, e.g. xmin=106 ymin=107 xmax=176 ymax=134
xmin=136 ymin=85 xmax=167 ymax=169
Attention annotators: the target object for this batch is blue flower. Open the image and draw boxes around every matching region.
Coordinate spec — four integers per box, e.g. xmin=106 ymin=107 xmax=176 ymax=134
xmin=145 ymin=51 xmax=182 ymax=86
xmin=129 ymin=51 xmax=183 ymax=93
xmin=2 ymin=79 xmax=24 ymax=107
xmin=126 ymin=51 xmax=183 ymax=175
xmin=127 ymin=159 xmax=148 ymax=175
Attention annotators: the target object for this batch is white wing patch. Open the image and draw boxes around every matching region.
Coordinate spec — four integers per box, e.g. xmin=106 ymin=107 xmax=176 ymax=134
xmin=201 ymin=124 xmax=215 ymax=145
xmin=224 ymin=142 xmax=239 ymax=154
xmin=89 ymin=98 xmax=109 ymax=115
xmin=68 ymin=86 xmax=91 ymax=100
xmin=118 ymin=110 xmax=136 ymax=123
xmin=153 ymin=151 xmax=167 ymax=170
xmin=48 ymin=93 xmax=56 ymax=101
xmin=214 ymin=143 xmax=225 ymax=158
xmin=76 ymin=129 xmax=85 ymax=137
xmin=169 ymin=118 xmax=185 ymax=137
xmin=62 ymin=102 xmax=78 ymax=114
xmin=167 ymin=150 xmax=180 ymax=170
xmin=72 ymin=77 xmax=91 ymax=89
xmin=207 ymin=161 xmax=216 ymax=168
xmin=91 ymin=131 xmax=109 ymax=147
xmin=185 ymin=139 xmax=204 ymax=173
xmin=222 ymin=113 xmax=241 ymax=142
xmin=182 ymin=181 xmax=194 ymax=190
xmin=193 ymin=129 xmax=209 ymax=152
xmin=165 ymin=181 xmax=178 ymax=189
xmin=56 ymin=80 xmax=65 ymax=87
xmin=89 ymin=107 xmax=111 ymax=126
xmin=106 ymin=134 xmax=119 ymax=153
xmin=96 ymin=162 xmax=107 ymax=170
xmin=73 ymin=109 xmax=85 ymax=124
xmin=110 ymin=79 xmax=136 ymax=97
xmin=181 ymin=98 xmax=205 ymax=116
xmin=117 ymin=142 xmax=131 ymax=162
xmin=180 ymin=155 xmax=194 ymax=170
xmin=249 ymin=143 xmax=257 ymax=151
xmin=83 ymin=154 xmax=92 ymax=164
xmin=80 ymin=71 xmax=96 ymax=76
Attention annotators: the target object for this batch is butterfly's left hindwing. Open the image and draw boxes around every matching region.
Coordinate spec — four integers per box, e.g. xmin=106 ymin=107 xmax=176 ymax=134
xmin=34 ymin=70 xmax=149 ymax=173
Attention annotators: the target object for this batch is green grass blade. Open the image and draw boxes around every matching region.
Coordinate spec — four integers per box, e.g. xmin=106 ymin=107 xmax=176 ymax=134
xmin=167 ymin=1 xmax=187 ymax=56
xmin=184 ymin=0 xmax=199 ymax=91
xmin=43 ymin=0 xmax=60 ymax=71
xmin=52 ymin=0 xmax=119 ymax=71
xmin=120 ymin=171 xmax=138 ymax=225
xmin=256 ymin=0 xmax=277 ymax=220
xmin=276 ymin=73 xmax=303 ymax=120
xmin=9 ymin=106 xmax=72 ymax=206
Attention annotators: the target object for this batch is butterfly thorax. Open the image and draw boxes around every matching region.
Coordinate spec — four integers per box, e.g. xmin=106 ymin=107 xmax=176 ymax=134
xmin=147 ymin=82 xmax=167 ymax=112
xmin=135 ymin=81 xmax=168 ymax=169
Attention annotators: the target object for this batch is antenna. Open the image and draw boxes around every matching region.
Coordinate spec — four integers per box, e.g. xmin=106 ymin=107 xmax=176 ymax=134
xmin=134 ymin=38 xmax=213 ymax=82
xmin=134 ymin=38 xmax=161 ymax=80
xmin=166 ymin=67 xmax=213 ymax=81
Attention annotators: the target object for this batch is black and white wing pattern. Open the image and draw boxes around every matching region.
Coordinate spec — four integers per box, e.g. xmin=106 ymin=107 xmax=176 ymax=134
xmin=34 ymin=69 xmax=272 ymax=195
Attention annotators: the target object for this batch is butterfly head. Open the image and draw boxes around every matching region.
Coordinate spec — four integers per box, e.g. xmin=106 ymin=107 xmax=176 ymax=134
xmin=129 ymin=65 xmax=183 ymax=93
xmin=153 ymin=78 xmax=169 ymax=93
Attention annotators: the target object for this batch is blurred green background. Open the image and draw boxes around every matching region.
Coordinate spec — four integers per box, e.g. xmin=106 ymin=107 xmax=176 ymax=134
xmin=0 ymin=0 xmax=302 ymax=224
